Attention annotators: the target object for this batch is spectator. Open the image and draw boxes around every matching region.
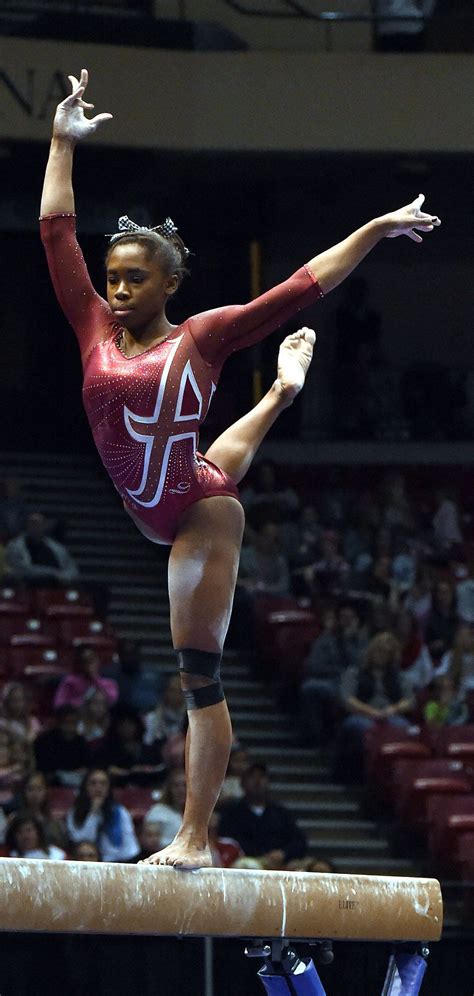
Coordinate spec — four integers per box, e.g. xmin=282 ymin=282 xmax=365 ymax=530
xmin=393 ymin=608 xmax=434 ymax=691
xmin=5 ymin=511 xmax=79 ymax=586
xmin=54 ymin=645 xmax=119 ymax=711
xmin=143 ymin=768 xmax=187 ymax=847
xmin=116 ymin=638 xmax=164 ymax=714
xmin=299 ymin=604 xmax=367 ymax=745
xmin=437 ymin=625 xmax=474 ymax=693
xmin=218 ymin=763 xmax=308 ymax=869
xmin=456 ymin=559 xmax=474 ymax=624
xmin=5 ymin=812 xmax=66 ymax=860
xmin=13 ymin=771 xmax=68 ymax=849
xmin=425 ymin=579 xmax=458 ymax=664
xmin=97 ymin=707 xmax=166 ymax=787
xmin=287 ymin=504 xmax=322 ymax=581
xmin=0 ymin=731 xmax=27 ymax=812
xmin=209 ymin=811 xmax=244 ymax=868
xmin=240 ymin=460 xmax=300 ymax=521
xmin=432 ymin=489 xmax=463 ymax=551
xmin=70 ymin=839 xmax=101 ymax=861
xmin=66 ymin=768 xmax=139 ymax=862
xmin=304 ymin=530 xmax=350 ymax=597
xmin=34 ymin=705 xmax=90 ymax=786
xmin=335 ymin=631 xmax=414 ymax=781
xmin=78 ymin=688 xmax=111 ymax=754
xmin=218 ymin=746 xmax=251 ymax=805
xmin=238 ymin=521 xmax=290 ymax=596
xmin=423 ymin=674 xmax=469 ymax=728
xmin=0 ymin=476 xmax=27 ymax=541
xmin=0 ymin=682 xmax=42 ymax=742
xmin=404 ymin=567 xmax=434 ymax=629
xmin=142 ymin=673 xmax=187 ymax=748
xmin=380 ymin=473 xmax=414 ymax=533
xmin=135 ymin=821 xmax=163 ymax=863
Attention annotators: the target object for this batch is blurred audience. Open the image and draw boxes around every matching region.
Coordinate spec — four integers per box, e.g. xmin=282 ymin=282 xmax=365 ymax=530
xmin=6 ymin=812 xmax=66 ymax=860
xmin=116 ymin=638 xmax=164 ymax=714
xmin=335 ymin=632 xmax=414 ymax=781
xmin=218 ymin=763 xmax=308 ymax=869
xmin=5 ymin=511 xmax=79 ymax=587
xmin=96 ymin=707 xmax=166 ymax=787
xmin=54 ymin=645 xmax=119 ymax=711
xmin=70 ymin=839 xmax=101 ymax=861
xmin=437 ymin=625 xmax=474 ymax=693
xmin=34 ymin=706 xmax=90 ymax=786
xmin=12 ymin=771 xmax=68 ymax=849
xmin=238 ymin=521 xmax=290 ymax=596
xmin=0 ymin=682 xmax=42 ymax=742
xmin=143 ymin=768 xmax=186 ymax=848
xmin=423 ymin=674 xmax=469 ymax=728
xmin=142 ymin=674 xmax=186 ymax=749
xmin=66 ymin=768 xmax=139 ymax=862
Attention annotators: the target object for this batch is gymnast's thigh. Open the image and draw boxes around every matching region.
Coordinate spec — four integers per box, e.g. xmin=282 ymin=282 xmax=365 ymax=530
xmin=167 ymin=495 xmax=245 ymax=653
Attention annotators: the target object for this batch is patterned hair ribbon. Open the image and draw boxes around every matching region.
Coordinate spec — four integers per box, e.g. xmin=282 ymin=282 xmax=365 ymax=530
xmin=107 ymin=215 xmax=189 ymax=259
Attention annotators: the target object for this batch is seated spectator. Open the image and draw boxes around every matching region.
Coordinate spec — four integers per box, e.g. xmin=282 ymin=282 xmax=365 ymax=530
xmin=423 ymin=674 xmax=469 ymax=728
xmin=359 ymin=554 xmax=395 ymax=604
xmin=303 ymin=530 xmax=350 ymax=598
xmin=143 ymin=768 xmax=186 ymax=847
xmin=238 ymin=521 xmax=290 ymax=596
xmin=240 ymin=459 xmax=300 ymax=521
xmin=218 ymin=763 xmax=308 ymax=870
xmin=335 ymin=631 xmax=414 ymax=782
xmin=0 ymin=476 xmax=27 ymax=542
xmin=393 ymin=608 xmax=434 ymax=691
xmin=5 ymin=812 xmax=66 ymax=860
xmin=66 ymin=768 xmax=139 ymax=862
xmin=209 ymin=811 xmax=244 ymax=868
xmin=116 ymin=638 xmax=164 ymax=714
xmin=404 ymin=567 xmax=435 ymax=628
xmin=287 ymin=503 xmax=322 ymax=572
xmin=78 ymin=688 xmax=111 ymax=754
xmin=12 ymin=770 xmax=68 ymax=849
xmin=432 ymin=489 xmax=463 ymax=552
xmin=0 ymin=731 xmax=27 ymax=812
xmin=218 ymin=746 xmax=251 ymax=805
xmin=142 ymin=674 xmax=187 ymax=749
xmin=134 ymin=821 xmax=163 ymax=863
xmin=70 ymin=839 xmax=101 ymax=861
xmin=425 ymin=578 xmax=458 ymax=664
xmin=456 ymin=559 xmax=474 ymax=624
xmin=286 ymin=856 xmax=335 ymax=874
xmin=436 ymin=625 xmax=474 ymax=693
xmin=96 ymin=707 xmax=166 ymax=787
xmin=391 ymin=536 xmax=417 ymax=593
xmin=34 ymin=705 xmax=90 ymax=787
xmin=5 ymin=511 xmax=79 ymax=587
xmin=0 ymin=682 xmax=42 ymax=742
xmin=299 ymin=603 xmax=367 ymax=745
xmin=380 ymin=472 xmax=414 ymax=532
xmin=54 ymin=645 xmax=119 ymax=711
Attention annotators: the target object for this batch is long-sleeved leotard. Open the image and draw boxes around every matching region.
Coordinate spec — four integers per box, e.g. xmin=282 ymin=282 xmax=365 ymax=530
xmin=40 ymin=213 xmax=323 ymax=544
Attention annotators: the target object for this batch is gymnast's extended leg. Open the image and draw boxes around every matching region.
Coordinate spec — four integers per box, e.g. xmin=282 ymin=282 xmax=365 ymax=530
xmin=143 ymin=329 xmax=315 ymax=868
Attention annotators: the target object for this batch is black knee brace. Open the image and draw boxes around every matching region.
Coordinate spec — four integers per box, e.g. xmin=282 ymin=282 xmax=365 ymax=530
xmin=176 ymin=648 xmax=225 ymax=710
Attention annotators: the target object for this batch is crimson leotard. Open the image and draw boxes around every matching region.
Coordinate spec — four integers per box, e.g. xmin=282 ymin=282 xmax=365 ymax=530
xmin=41 ymin=214 xmax=323 ymax=544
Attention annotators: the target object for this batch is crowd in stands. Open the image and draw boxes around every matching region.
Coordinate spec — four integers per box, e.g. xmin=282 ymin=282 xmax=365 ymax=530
xmin=0 ymin=461 xmax=472 ymax=882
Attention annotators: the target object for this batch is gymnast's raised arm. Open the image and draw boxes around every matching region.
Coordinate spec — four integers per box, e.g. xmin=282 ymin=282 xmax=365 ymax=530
xmin=40 ymin=69 xmax=112 ymax=218
xmin=306 ymin=193 xmax=441 ymax=294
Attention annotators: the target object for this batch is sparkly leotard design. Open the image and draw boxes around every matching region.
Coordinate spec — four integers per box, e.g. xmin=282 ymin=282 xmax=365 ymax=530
xmin=41 ymin=214 xmax=323 ymax=544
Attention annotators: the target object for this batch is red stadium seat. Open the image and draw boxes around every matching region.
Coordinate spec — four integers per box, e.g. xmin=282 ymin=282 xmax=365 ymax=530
xmin=0 ymin=604 xmax=30 ymax=643
xmin=435 ymin=726 xmax=474 ymax=764
xmin=369 ymin=740 xmax=433 ymax=808
xmin=32 ymin=587 xmax=93 ymax=614
xmin=8 ymin=633 xmax=60 ymax=676
xmin=394 ymin=758 xmax=473 ymax=832
xmin=42 ymin=604 xmax=95 ymax=643
xmin=426 ymin=794 xmax=474 ymax=876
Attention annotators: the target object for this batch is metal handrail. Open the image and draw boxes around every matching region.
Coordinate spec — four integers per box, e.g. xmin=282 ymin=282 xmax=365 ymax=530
xmin=222 ymin=2 xmax=427 ymax=21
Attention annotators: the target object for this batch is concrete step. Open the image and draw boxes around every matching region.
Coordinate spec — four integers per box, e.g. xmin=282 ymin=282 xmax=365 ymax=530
xmin=307 ymin=838 xmax=390 ymax=856
xmin=331 ymin=856 xmax=419 ymax=876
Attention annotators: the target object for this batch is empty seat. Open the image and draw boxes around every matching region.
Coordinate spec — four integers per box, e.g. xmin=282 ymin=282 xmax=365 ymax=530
xmin=32 ymin=587 xmax=93 ymax=614
xmin=435 ymin=725 xmax=474 ymax=763
xmin=42 ymin=604 xmax=95 ymax=644
xmin=426 ymin=794 xmax=474 ymax=876
xmin=48 ymin=786 xmax=76 ymax=819
xmin=8 ymin=634 xmax=60 ymax=676
xmin=114 ymin=787 xmax=154 ymax=825
xmin=393 ymin=758 xmax=473 ymax=832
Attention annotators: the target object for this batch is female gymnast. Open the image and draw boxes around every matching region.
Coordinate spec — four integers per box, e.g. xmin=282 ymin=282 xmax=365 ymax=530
xmin=40 ymin=69 xmax=440 ymax=868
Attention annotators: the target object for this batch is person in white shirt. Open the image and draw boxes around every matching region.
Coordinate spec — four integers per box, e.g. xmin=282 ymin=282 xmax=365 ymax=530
xmin=66 ymin=768 xmax=139 ymax=862
xmin=436 ymin=625 xmax=474 ymax=693
xmin=142 ymin=768 xmax=186 ymax=848
xmin=6 ymin=812 xmax=66 ymax=860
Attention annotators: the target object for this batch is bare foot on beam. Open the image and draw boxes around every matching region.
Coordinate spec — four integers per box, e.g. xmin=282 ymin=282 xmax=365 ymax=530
xmin=141 ymin=835 xmax=213 ymax=870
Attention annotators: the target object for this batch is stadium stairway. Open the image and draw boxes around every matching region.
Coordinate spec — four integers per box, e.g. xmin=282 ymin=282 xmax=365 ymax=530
xmin=1 ymin=451 xmax=421 ymax=876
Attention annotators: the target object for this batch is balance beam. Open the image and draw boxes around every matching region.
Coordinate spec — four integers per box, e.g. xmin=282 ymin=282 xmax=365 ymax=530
xmin=0 ymin=860 xmax=442 ymax=942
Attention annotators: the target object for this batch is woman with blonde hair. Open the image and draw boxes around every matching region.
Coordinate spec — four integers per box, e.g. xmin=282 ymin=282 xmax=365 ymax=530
xmin=335 ymin=631 xmax=414 ymax=781
xmin=437 ymin=625 xmax=474 ymax=695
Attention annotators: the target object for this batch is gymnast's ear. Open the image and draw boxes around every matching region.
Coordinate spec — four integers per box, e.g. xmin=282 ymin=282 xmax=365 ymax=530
xmin=165 ymin=273 xmax=179 ymax=298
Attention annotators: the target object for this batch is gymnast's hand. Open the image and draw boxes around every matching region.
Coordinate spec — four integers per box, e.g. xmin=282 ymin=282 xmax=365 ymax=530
xmin=382 ymin=194 xmax=441 ymax=243
xmin=53 ymin=68 xmax=113 ymax=142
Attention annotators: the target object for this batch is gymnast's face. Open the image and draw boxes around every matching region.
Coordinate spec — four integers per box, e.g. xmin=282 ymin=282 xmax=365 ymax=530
xmin=106 ymin=244 xmax=178 ymax=332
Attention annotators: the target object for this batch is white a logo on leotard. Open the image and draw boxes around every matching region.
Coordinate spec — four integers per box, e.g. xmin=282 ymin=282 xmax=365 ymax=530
xmin=123 ymin=335 xmax=203 ymax=508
